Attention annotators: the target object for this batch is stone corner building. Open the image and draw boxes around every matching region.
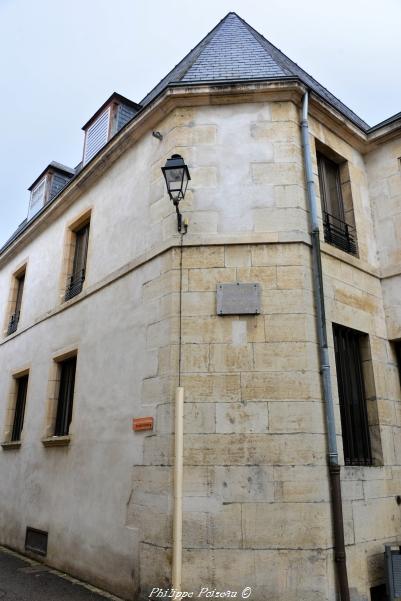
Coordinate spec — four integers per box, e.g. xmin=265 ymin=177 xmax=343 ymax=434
xmin=0 ymin=11 xmax=400 ymax=601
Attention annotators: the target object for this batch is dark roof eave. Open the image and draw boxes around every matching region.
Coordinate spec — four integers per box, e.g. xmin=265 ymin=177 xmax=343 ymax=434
xmin=28 ymin=162 xmax=75 ymax=192
xmin=166 ymin=78 xmax=370 ymax=132
xmin=368 ymin=111 xmax=401 ymax=133
xmin=168 ymin=75 xmax=298 ymax=86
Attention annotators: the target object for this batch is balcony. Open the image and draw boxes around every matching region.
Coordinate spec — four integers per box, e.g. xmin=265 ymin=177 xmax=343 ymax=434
xmin=323 ymin=211 xmax=358 ymax=256
xmin=7 ymin=311 xmax=20 ymax=336
xmin=65 ymin=269 xmax=85 ymax=301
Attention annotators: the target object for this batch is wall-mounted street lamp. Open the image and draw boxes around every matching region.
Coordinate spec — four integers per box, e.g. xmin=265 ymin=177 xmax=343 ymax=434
xmin=161 ymin=152 xmax=191 ymax=591
xmin=162 ymin=154 xmax=191 ymax=233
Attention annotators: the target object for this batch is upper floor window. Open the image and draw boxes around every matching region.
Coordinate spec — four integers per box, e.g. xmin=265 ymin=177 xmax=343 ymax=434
xmin=81 ymin=93 xmax=140 ymax=166
xmin=27 ymin=163 xmax=74 ymax=220
xmin=333 ymin=324 xmax=372 ymax=466
xmin=54 ymin=356 xmax=77 ymax=437
xmin=7 ymin=267 xmax=26 ymax=336
xmin=65 ymin=221 xmax=90 ymax=301
xmin=317 ymin=151 xmax=358 ymax=256
xmin=2 ymin=370 xmax=29 ymax=449
xmin=11 ymin=374 xmax=29 ymax=442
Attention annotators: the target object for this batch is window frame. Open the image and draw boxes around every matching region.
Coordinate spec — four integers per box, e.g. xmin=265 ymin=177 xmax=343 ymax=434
xmin=42 ymin=348 xmax=78 ymax=446
xmin=4 ymin=264 xmax=27 ymax=337
xmin=2 ymin=367 xmax=30 ymax=449
xmin=11 ymin=373 xmax=29 ymax=442
xmin=317 ymin=152 xmax=345 ymax=221
xmin=54 ymin=355 xmax=77 ymax=437
xmin=316 ymin=146 xmax=358 ymax=256
xmin=64 ymin=221 xmax=90 ymax=301
xmin=332 ymin=323 xmax=373 ymax=466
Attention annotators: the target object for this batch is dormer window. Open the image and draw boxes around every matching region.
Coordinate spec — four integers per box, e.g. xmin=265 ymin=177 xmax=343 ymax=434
xmin=27 ymin=162 xmax=74 ymax=220
xmin=30 ymin=178 xmax=46 ymax=215
xmin=82 ymin=108 xmax=111 ymax=166
xmin=82 ymin=93 xmax=141 ymax=166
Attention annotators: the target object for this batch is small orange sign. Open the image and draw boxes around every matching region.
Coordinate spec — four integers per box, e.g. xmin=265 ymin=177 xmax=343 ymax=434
xmin=133 ymin=417 xmax=154 ymax=432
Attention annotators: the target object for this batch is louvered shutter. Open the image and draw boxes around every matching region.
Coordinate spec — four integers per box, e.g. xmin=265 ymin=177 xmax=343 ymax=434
xmin=83 ymin=108 xmax=110 ymax=165
xmin=28 ymin=178 xmax=46 ymax=219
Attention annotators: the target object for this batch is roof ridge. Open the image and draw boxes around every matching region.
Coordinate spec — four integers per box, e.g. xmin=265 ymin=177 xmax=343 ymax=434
xmin=140 ymin=13 xmax=231 ymax=106
xmin=236 ymin=13 xmax=370 ymax=129
xmin=232 ymin=16 xmax=292 ymax=78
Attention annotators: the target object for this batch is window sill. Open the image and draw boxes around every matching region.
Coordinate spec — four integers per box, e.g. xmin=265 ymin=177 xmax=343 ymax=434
xmin=41 ymin=436 xmax=71 ymax=447
xmin=320 ymin=241 xmax=378 ymax=276
xmin=1 ymin=440 xmax=22 ymax=450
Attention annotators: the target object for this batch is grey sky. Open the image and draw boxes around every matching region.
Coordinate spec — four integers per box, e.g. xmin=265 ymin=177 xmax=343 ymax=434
xmin=1 ymin=0 xmax=400 ymax=245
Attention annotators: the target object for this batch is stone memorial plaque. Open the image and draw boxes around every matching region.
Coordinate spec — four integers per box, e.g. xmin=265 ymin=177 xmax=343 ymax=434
xmin=216 ymin=282 xmax=261 ymax=315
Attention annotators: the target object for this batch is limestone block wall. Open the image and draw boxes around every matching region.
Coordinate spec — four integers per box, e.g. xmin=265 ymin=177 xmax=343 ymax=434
xmin=129 ymin=241 xmax=333 ymax=601
xmin=131 ymin=241 xmax=401 ymax=601
xmin=365 ymin=137 xmax=401 ymax=339
xmin=148 ymin=101 xmax=309 ymax=240
xmin=366 ymin=138 xmax=401 ymax=269
xmin=322 ymin=248 xmax=401 ymax=599
xmin=2 ymin=94 xmax=401 ymax=601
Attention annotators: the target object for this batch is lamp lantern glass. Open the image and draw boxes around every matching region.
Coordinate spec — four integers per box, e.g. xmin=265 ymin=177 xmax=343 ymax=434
xmin=161 ymin=154 xmax=191 ymax=203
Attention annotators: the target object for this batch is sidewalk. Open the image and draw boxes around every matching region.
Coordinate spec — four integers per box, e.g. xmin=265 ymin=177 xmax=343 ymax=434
xmin=0 ymin=546 xmax=125 ymax=601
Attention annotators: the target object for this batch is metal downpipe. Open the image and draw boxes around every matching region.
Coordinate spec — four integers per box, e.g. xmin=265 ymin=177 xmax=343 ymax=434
xmin=301 ymin=91 xmax=350 ymax=601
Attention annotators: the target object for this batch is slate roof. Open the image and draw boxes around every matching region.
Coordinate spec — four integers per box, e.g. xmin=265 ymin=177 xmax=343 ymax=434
xmin=141 ymin=12 xmax=369 ymax=130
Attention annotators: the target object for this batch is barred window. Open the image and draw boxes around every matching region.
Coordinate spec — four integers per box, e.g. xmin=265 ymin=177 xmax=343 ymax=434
xmin=7 ymin=268 xmax=26 ymax=336
xmin=333 ymin=324 xmax=372 ymax=466
xmin=317 ymin=152 xmax=357 ymax=256
xmin=11 ymin=374 xmax=29 ymax=442
xmin=65 ymin=222 xmax=90 ymax=301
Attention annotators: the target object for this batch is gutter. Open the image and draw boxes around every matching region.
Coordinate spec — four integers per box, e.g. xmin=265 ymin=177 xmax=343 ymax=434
xmin=300 ymin=91 xmax=350 ymax=601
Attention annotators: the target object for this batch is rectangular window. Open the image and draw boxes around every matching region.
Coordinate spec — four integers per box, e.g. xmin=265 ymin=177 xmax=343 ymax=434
xmin=54 ymin=356 xmax=77 ymax=437
xmin=333 ymin=324 xmax=372 ymax=466
xmin=317 ymin=152 xmax=357 ymax=256
xmin=7 ymin=269 xmax=26 ymax=335
xmin=65 ymin=222 xmax=90 ymax=301
xmin=11 ymin=374 xmax=29 ymax=442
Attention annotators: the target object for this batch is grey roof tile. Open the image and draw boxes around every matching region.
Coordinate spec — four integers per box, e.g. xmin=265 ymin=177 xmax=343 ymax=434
xmin=140 ymin=12 xmax=369 ymax=130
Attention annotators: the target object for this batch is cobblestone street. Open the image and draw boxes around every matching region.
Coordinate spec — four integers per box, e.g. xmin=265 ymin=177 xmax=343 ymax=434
xmin=0 ymin=547 xmax=123 ymax=601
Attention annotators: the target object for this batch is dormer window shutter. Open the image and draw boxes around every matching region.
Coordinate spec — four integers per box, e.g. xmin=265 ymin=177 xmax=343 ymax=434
xmin=28 ymin=178 xmax=46 ymax=219
xmin=83 ymin=108 xmax=111 ymax=165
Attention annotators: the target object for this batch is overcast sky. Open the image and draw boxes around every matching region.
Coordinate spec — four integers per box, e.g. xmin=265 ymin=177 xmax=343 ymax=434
xmin=1 ymin=0 xmax=400 ymax=245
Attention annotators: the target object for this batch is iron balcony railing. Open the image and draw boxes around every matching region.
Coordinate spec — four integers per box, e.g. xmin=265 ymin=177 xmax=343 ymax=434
xmin=65 ymin=269 xmax=85 ymax=301
xmin=7 ymin=311 xmax=20 ymax=336
xmin=323 ymin=211 xmax=358 ymax=256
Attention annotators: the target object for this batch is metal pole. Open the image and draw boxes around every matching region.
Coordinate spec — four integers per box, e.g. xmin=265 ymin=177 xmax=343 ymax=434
xmin=301 ymin=91 xmax=350 ymax=601
xmin=172 ymin=231 xmax=186 ymax=590
xmin=172 ymin=385 xmax=184 ymax=590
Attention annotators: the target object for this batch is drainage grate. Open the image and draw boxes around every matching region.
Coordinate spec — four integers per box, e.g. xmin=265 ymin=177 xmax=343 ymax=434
xmin=25 ymin=528 xmax=48 ymax=556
